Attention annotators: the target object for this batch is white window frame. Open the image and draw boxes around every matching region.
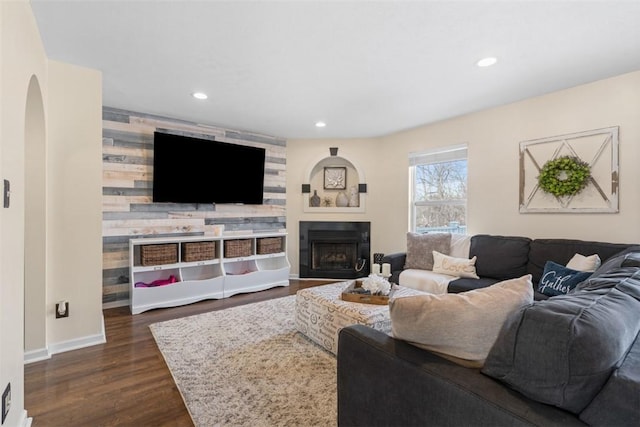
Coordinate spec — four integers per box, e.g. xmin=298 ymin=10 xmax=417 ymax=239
xmin=409 ymin=144 xmax=468 ymax=233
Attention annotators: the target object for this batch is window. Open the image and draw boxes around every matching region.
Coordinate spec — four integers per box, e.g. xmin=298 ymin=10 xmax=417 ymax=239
xmin=409 ymin=145 xmax=467 ymax=234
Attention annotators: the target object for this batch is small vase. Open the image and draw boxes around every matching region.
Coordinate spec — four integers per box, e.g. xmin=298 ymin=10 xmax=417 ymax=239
xmin=348 ymin=185 xmax=359 ymax=207
xmin=310 ymin=190 xmax=321 ymax=207
xmin=335 ymin=191 xmax=349 ymax=207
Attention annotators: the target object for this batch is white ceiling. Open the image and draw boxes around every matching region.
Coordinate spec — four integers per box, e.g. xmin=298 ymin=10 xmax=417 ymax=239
xmin=30 ymin=0 xmax=640 ymax=139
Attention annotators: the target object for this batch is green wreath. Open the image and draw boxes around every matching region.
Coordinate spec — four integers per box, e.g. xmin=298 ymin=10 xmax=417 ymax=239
xmin=538 ymin=156 xmax=591 ymax=197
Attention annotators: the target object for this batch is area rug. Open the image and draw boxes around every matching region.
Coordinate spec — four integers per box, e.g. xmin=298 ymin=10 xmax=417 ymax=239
xmin=149 ymin=295 xmax=337 ymax=427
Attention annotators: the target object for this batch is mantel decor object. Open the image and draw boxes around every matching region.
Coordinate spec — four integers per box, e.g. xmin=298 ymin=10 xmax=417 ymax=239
xmin=309 ymin=190 xmax=321 ymax=207
xmin=348 ymin=185 xmax=360 ymax=207
xmin=335 ymin=191 xmax=349 ymax=207
xmin=324 ymin=166 xmax=346 ymax=190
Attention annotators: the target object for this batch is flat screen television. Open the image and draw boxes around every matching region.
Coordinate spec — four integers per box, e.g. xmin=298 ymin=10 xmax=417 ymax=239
xmin=152 ymin=131 xmax=266 ymax=204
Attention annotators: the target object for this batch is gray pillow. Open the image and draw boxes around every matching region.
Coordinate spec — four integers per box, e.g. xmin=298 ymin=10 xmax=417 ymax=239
xmin=403 ymin=232 xmax=451 ymax=271
xmin=482 ymin=267 xmax=640 ymax=414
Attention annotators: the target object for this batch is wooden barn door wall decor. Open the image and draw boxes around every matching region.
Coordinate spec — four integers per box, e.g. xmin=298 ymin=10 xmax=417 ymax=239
xmin=519 ymin=126 xmax=619 ymax=213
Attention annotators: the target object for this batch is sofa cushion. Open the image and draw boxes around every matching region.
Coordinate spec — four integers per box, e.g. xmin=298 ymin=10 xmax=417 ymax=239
xmin=537 ymin=261 xmax=592 ymax=297
xmin=622 ymin=251 xmax=640 ymax=267
xmin=481 ymin=267 xmax=640 ymax=414
xmin=527 ymin=238 xmax=632 ymax=283
xmin=390 ymin=274 xmax=533 ymax=368
xmin=447 ymin=277 xmax=499 ymax=293
xmin=579 ymin=333 xmax=640 ymax=425
xmin=404 ymin=232 xmax=451 ymax=271
xmin=469 ymin=235 xmax=531 ymax=280
xmin=432 ymin=250 xmax=479 ymax=279
xmin=586 ymin=245 xmax=640 ymax=280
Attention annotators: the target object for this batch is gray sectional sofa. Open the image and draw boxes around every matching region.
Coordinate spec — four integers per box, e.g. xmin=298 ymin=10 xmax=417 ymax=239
xmin=337 ymin=236 xmax=640 ymax=426
xmin=384 ymin=234 xmax=632 ymax=299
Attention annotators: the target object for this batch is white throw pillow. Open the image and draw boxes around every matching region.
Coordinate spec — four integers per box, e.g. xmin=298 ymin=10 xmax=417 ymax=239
xmin=390 ymin=275 xmax=534 ymax=367
xmin=449 ymin=233 xmax=472 ymax=258
xmin=432 ymin=250 xmax=479 ymax=279
xmin=566 ymin=253 xmax=601 ymax=272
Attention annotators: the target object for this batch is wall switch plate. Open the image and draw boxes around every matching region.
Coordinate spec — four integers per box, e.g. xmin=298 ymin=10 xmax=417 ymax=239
xmin=3 ymin=180 xmax=9 ymax=208
xmin=2 ymin=383 xmax=10 ymax=424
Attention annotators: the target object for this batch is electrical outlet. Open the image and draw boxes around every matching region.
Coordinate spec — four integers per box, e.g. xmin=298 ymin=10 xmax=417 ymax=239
xmin=56 ymin=301 xmax=69 ymax=318
xmin=2 ymin=383 xmax=10 ymax=424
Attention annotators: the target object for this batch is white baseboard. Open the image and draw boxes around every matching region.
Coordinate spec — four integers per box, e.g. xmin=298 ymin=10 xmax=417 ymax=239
xmin=48 ymin=332 xmax=106 ymax=355
xmin=24 ymin=347 xmax=50 ymax=364
xmin=48 ymin=314 xmax=106 ymax=355
xmin=25 ymin=314 xmax=107 ymax=362
xmin=20 ymin=410 xmax=33 ymax=427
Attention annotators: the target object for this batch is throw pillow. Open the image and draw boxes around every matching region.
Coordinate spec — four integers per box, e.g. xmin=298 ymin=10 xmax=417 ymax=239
xmin=403 ymin=232 xmax=451 ymax=271
xmin=390 ymin=274 xmax=533 ymax=367
xmin=538 ymin=261 xmax=592 ymax=297
xmin=566 ymin=253 xmax=601 ymax=272
xmin=449 ymin=233 xmax=472 ymax=258
xmin=432 ymin=250 xmax=479 ymax=279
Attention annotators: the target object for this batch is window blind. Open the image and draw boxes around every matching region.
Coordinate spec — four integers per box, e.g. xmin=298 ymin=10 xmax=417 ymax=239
xmin=409 ymin=144 xmax=467 ymax=166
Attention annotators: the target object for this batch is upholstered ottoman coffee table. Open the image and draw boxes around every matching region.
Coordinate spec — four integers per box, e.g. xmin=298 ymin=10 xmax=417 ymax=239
xmin=295 ymin=281 xmax=425 ymax=355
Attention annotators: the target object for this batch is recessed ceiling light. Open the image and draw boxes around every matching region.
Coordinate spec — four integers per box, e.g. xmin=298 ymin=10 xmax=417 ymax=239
xmin=477 ymin=57 xmax=497 ymax=67
xmin=315 ymin=121 xmax=326 ymax=128
xmin=192 ymin=92 xmax=208 ymax=100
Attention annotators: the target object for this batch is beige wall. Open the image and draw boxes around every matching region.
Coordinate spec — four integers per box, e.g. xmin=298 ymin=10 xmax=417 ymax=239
xmin=46 ymin=60 xmax=103 ymax=350
xmin=1 ymin=1 xmax=48 ymax=425
xmin=2 ymin=3 xmax=104 ymax=425
xmin=287 ymin=71 xmax=640 ymax=277
xmin=286 ymin=139 xmax=380 ymax=276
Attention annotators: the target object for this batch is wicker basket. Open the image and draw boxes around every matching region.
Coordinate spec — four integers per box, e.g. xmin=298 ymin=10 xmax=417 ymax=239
xmin=182 ymin=241 xmax=216 ymax=262
xmin=257 ymin=237 xmax=284 ymax=254
xmin=224 ymin=239 xmax=252 ymax=258
xmin=140 ymin=243 xmax=178 ymax=266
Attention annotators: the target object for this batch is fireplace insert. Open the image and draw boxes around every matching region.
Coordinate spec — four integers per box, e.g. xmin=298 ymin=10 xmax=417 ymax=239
xmin=299 ymin=221 xmax=370 ymax=279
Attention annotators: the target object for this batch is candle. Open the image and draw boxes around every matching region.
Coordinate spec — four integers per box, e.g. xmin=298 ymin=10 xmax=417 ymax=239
xmin=382 ymin=263 xmax=391 ymax=277
xmin=372 ymin=263 xmax=381 ymax=275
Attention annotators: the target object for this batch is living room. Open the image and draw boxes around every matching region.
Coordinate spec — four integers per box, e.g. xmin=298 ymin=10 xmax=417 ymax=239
xmin=2 ymin=1 xmax=640 ymax=426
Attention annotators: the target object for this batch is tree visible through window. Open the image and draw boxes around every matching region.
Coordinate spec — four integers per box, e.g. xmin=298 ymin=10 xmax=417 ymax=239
xmin=410 ymin=145 xmax=467 ymax=234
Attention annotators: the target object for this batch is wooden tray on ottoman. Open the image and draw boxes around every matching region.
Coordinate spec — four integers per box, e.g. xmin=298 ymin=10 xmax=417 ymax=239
xmin=341 ymin=280 xmax=394 ymax=305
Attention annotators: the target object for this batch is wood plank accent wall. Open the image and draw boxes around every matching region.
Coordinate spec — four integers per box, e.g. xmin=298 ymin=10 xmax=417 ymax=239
xmin=102 ymin=107 xmax=287 ymax=305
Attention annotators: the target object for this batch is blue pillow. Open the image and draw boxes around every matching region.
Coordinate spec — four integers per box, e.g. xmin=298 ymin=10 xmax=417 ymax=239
xmin=538 ymin=261 xmax=592 ymax=296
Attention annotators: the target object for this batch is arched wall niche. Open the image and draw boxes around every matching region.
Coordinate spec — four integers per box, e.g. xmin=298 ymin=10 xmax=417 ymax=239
xmin=301 ymin=147 xmax=366 ymax=213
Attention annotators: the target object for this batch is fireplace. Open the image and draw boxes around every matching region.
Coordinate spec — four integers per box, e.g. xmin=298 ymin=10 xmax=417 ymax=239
xmin=299 ymin=221 xmax=370 ymax=279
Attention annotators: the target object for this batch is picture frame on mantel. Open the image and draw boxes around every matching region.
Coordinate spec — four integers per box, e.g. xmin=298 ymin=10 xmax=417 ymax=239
xmin=324 ymin=166 xmax=346 ymax=190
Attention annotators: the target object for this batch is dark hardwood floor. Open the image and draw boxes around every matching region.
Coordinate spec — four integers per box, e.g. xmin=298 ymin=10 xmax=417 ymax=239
xmin=24 ymin=279 xmax=335 ymax=427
